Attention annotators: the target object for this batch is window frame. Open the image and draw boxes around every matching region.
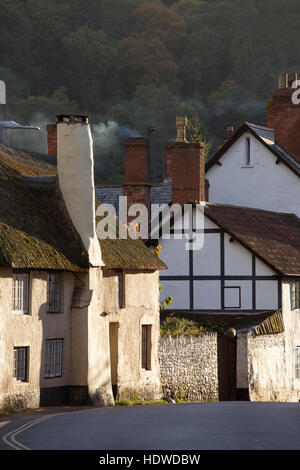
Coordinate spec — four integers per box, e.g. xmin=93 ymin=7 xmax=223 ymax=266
xmin=12 ymin=273 xmax=29 ymax=314
xmin=44 ymin=339 xmax=63 ymax=379
xmin=290 ymin=280 xmax=300 ymax=311
xmin=116 ymin=270 xmax=126 ymax=309
xmin=47 ymin=272 xmax=62 ymax=314
xmin=13 ymin=347 xmax=28 ymax=382
xmin=245 ymin=137 xmax=251 ymax=166
xmin=141 ymin=325 xmax=152 ymax=371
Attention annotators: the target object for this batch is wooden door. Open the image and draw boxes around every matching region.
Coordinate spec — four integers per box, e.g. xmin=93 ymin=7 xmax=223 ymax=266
xmin=217 ymin=336 xmax=237 ymax=401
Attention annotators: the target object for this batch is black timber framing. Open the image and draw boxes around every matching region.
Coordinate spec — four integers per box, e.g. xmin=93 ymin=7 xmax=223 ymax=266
xmin=160 ymin=228 xmax=281 ymax=313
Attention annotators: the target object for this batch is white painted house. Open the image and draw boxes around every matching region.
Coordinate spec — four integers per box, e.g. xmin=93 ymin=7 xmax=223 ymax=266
xmin=206 ymin=73 xmax=300 ymax=217
xmin=206 ymin=122 xmax=300 ymax=217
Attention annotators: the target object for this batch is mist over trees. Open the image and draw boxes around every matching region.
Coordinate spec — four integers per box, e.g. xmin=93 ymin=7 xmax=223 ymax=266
xmin=1 ymin=0 xmax=300 ymax=183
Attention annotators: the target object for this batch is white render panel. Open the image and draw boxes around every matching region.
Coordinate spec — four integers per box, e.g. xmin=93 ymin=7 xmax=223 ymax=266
xmin=224 ymin=234 xmax=252 ymax=276
xmin=159 ymin=237 xmax=189 ymax=276
xmin=202 ymin=214 xmax=220 ymax=229
xmin=160 ymin=281 xmax=189 ymax=310
xmin=207 ymin=133 xmax=300 ymax=217
xmin=194 ymin=281 xmax=221 ymax=310
xmin=256 ymin=281 xmax=278 ymax=310
xmin=225 ymin=280 xmax=253 ymax=310
xmin=194 ymin=233 xmax=221 ymax=275
xmin=256 ymin=258 xmax=276 ymax=276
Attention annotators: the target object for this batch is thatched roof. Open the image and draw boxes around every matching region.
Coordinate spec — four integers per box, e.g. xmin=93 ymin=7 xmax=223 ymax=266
xmin=96 ymin=200 xmax=167 ymax=271
xmin=0 ymin=145 xmax=166 ymax=272
xmin=0 ymin=159 xmax=89 ymax=271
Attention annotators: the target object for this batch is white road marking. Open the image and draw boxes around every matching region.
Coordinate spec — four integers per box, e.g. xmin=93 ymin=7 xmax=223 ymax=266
xmin=2 ymin=407 xmax=101 ymax=450
xmin=0 ymin=421 xmax=11 ymax=429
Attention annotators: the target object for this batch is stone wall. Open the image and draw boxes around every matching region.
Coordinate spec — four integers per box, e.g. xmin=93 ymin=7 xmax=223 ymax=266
xmin=159 ymin=333 xmax=218 ymax=402
xmin=247 ymin=332 xmax=290 ymax=401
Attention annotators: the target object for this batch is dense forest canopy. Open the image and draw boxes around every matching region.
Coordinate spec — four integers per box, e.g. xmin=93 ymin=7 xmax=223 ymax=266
xmin=1 ymin=0 xmax=300 ymax=183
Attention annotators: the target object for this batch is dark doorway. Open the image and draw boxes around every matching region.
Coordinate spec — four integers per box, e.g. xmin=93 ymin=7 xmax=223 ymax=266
xmin=109 ymin=322 xmax=119 ymax=400
xmin=217 ymin=336 xmax=237 ymax=401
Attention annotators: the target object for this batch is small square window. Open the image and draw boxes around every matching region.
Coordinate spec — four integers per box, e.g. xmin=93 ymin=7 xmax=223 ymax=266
xmin=44 ymin=339 xmax=63 ymax=378
xmin=13 ymin=273 xmax=29 ymax=314
xmin=14 ymin=347 xmax=28 ymax=382
xmin=47 ymin=273 xmax=62 ymax=313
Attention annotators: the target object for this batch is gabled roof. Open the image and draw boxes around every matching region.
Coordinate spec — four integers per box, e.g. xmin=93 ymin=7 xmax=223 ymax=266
xmin=0 ymin=144 xmax=166 ymax=272
xmin=205 ymin=203 xmax=300 ymax=276
xmin=206 ymin=122 xmax=300 ymax=177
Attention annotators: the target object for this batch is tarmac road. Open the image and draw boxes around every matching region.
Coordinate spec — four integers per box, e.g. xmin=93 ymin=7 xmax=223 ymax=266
xmin=0 ymin=401 xmax=300 ymax=450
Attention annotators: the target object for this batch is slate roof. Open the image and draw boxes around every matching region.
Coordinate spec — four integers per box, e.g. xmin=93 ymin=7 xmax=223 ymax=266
xmin=0 ymin=144 xmax=166 ymax=272
xmin=206 ymin=122 xmax=300 ymax=177
xmin=205 ymin=203 xmax=300 ymax=277
xmin=96 ymin=178 xmax=173 ymax=214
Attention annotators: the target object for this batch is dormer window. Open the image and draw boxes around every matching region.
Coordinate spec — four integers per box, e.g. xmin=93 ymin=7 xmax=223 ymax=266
xmin=245 ymin=137 xmax=251 ymax=166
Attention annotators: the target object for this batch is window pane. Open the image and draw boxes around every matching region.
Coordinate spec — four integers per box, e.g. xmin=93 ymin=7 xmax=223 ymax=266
xmin=13 ymin=274 xmax=28 ymax=313
xmin=44 ymin=339 xmax=63 ymax=378
xmin=14 ymin=347 xmax=27 ymax=381
xmin=47 ymin=273 xmax=61 ymax=313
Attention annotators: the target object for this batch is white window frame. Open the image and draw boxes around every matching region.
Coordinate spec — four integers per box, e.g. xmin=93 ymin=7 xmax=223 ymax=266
xmin=291 ymin=280 xmax=300 ymax=310
xmin=14 ymin=347 xmax=28 ymax=382
xmin=12 ymin=273 xmax=29 ymax=314
xmin=44 ymin=339 xmax=63 ymax=378
xmin=47 ymin=272 xmax=62 ymax=313
xmin=295 ymin=347 xmax=300 ymax=380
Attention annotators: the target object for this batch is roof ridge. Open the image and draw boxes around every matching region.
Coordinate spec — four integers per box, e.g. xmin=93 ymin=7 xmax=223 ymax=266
xmin=244 ymin=122 xmax=274 ymax=132
xmin=206 ymin=202 xmax=299 ymax=218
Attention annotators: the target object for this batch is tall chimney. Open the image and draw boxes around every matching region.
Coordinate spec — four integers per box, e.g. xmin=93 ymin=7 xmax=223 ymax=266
xmin=267 ymin=72 xmax=300 ymax=162
xmin=123 ymin=137 xmax=151 ymax=226
xmin=167 ymin=116 xmax=206 ymax=205
xmin=46 ymin=124 xmax=57 ymax=155
xmin=125 ymin=137 xmax=150 ymax=183
xmin=57 ymin=115 xmax=103 ymax=267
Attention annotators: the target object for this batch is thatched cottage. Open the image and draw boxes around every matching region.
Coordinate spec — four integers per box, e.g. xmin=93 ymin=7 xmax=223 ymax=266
xmin=0 ymin=115 xmax=166 ymax=409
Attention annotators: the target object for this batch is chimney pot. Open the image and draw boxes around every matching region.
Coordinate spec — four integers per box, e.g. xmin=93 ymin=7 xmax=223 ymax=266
xmin=226 ymin=123 xmax=234 ymax=141
xmin=175 ymin=116 xmax=188 ymax=143
xmin=57 ymin=114 xmax=89 ymax=124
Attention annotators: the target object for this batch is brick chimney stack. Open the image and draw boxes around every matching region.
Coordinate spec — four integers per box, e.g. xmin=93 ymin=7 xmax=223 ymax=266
xmin=123 ymin=137 xmax=151 ymax=225
xmin=46 ymin=124 xmax=57 ymax=155
xmin=267 ymin=72 xmax=300 ymax=162
xmin=166 ymin=116 xmax=206 ymax=206
xmin=226 ymin=123 xmax=234 ymax=141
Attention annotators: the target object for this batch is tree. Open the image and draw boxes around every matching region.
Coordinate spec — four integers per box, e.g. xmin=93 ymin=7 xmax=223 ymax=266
xmin=62 ymin=26 xmax=119 ymax=110
xmin=187 ymin=113 xmax=212 ymax=159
